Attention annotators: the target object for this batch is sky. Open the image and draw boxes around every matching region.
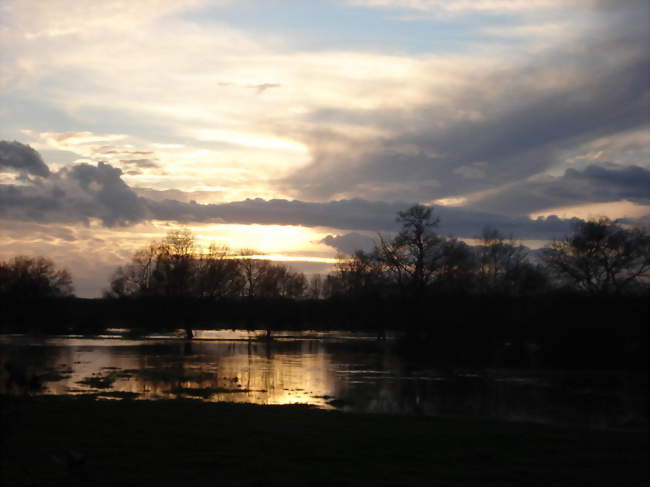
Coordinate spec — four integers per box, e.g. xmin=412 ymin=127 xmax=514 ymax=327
xmin=1 ymin=0 xmax=649 ymax=297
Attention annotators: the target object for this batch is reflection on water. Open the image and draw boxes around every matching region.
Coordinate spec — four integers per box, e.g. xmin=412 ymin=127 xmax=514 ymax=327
xmin=1 ymin=331 xmax=647 ymax=430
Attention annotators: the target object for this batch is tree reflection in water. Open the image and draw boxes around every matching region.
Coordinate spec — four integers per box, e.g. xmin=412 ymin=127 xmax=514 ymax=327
xmin=0 ymin=332 xmax=646 ymax=430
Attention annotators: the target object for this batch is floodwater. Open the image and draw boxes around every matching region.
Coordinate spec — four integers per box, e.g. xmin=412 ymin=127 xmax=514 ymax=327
xmin=1 ymin=330 xmax=647 ymax=430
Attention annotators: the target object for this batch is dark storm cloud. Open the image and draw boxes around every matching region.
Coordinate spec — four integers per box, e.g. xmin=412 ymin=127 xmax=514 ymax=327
xmin=0 ymin=141 xmax=51 ymax=177
xmin=471 ymin=164 xmax=650 ymax=215
xmin=280 ymin=1 xmax=650 ymax=207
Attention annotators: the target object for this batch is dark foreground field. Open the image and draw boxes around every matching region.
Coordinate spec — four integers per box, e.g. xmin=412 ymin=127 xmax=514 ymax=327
xmin=1 ymin=395 xmax=647 ymax=486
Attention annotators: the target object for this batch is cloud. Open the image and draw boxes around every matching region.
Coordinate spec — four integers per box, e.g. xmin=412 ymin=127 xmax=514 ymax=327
xmin=2 ymin=0 xmax=647 ymax=239
xmin=0 ymin=155 xmax=149 ymax=227
xmin=135 ymin=192 xmax=586 ymax=238
xmin=146 ymin=197 xmax=409 ymax=231
xmin=0 ymin=141 xmax=51 ymax=177
xmin=133 ymin=187 xmax=223 ymax=204
xmin=278 ymin=0 xmax=649 ymax=204
xmin=1 ymin=143 xmax=584 ymax=238
xmin=453 ymin=162 xmax=487 ymax=180
xmin=321 ymin=233 xmax=377 ymax=255
xmin=249 ymin=83 xmax=282 ymax=94
xmin=3 ymin=0 xmax=217 ymax=40
xmin=119 ymin=158 xmax=161 ymax=172
xmin=469 ymin=164 xmax=650 ymax=216
xmin=2 ymin=0 xmax=646 ymax=213
xmin=345 ymin=0 xmax=571 ymax=14
xmin=282 ymin=43 xmax=649 ymax=202
xmin=35 ymin=132 xmax=165 ymax=173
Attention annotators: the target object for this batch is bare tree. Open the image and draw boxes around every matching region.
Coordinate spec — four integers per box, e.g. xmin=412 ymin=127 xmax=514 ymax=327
xmin=154 ymin=229 xmax=196 ymax=298
xmin=196 ymin=244 xmax=243 ymax=299
xmin=307 ymin=274 xmax=323 ymax=300
xmin=0 ymin=256 xmax=73 ymax=299
xmin=238 ymin=249 xmax=271 ymax=298
xmin=327 ymin=250 xmax=385 ymax=298
xmin=542 ymin=218 xmax=650 ymax=295
xmin=106 ymin=244 xmax=158 ymax=297
xmin=105 ymin=229 xmax=199 ymax=337
xmin=435 ymin=237 xmax=477 ymax=293
xmin=476 ymin=226 xmax=530 ymax=295
xmin=377 ymin=205 xmax=443 ymax=297
xmin=237 ymin=250 xmax=306 ymax=299
xmin=257 ymin=264 xmax=306 ymax=298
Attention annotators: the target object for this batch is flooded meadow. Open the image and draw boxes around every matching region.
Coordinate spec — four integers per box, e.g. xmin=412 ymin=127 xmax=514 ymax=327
xmin=1 ymin=330 xmax=646 ymax=430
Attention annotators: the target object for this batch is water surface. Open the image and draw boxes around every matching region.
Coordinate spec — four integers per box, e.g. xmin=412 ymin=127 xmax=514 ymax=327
xmin=1 ymin=330 xmax=646 ymax=430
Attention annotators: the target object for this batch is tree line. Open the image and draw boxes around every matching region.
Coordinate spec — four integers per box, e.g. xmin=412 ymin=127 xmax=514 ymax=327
xmin=2 ymin=206 xmax=648 ymax=303
xmin=105 ymin=230 xmax=308 ymax=301
xmin=0 ymin=256 xmax=73 ymax=300
xmin=0 ymin=205 xmax=648 ymax=367
xmin=100 ymin=206 xmax=650 ymax=304
xmin=324 ymin=206 xmax=649 ymax=300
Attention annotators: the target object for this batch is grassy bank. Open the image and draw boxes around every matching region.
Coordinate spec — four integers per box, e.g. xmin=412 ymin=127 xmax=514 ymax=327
xmin=1 ymin=395 xmax=647 ymax=486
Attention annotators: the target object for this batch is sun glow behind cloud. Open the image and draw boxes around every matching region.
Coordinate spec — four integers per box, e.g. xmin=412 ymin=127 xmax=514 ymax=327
xmin=189 ymin=223 xmax=334 ymax=255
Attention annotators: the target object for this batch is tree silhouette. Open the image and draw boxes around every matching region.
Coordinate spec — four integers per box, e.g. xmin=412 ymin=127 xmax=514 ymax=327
xmin=377 ymin=205 xmax=443 ymax=298
xmin=106 ymin=231 xmax=309 ymax=337
xmin=0 ymin=256 xmax=73 ymax=299
xmin=476 ymin=226 xmax=546 ymax=296
xmin=542 ymin=218 xmax=650 ymax=295
xmin=196 ymin=244 xmax=243 ymax=299
xmin=435 ymin=237 xmax=476 ymax=294
xmin=326 ymin=250 xmax=380 ymax=298
xmin=153 ymin=229 xmax=196 ymax=298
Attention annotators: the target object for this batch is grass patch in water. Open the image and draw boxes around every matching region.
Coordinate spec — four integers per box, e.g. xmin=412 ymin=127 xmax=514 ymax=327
xmin=73 ymin=391 xmax=141 ymax=400
xmin=167 ymin=386 xmax=252 ymax=398
xmin=76 ymin=375 xmax=116 ymax=389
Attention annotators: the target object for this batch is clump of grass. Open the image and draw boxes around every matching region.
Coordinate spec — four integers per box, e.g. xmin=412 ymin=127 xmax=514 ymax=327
xmin=96 ymin=391 xmax=140 ymax=400
xmin=167 ymin=386 xmax=252 ymax=398
xmin=76 ymin=375 xmax=116 ymax=389
xmin=63 ymin=391 xmax=140 ymax=400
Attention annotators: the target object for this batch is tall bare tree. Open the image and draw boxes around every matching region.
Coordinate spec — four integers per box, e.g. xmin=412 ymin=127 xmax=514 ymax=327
xmin=377 ymin=205 xmax=444 ymax=297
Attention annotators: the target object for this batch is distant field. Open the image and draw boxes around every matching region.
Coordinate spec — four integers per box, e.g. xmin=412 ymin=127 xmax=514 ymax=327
xmin=1 ymin=395 xmax=647 ymax=486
